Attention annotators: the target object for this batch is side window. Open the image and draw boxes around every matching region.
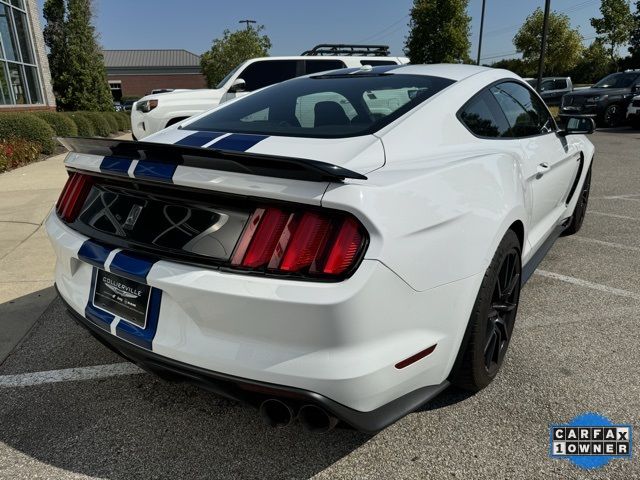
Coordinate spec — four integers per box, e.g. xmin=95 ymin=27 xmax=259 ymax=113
xmin=490 ymin=82 xmax=553 ymax=137
xmin=554 ymin=79 xmax=568 ymax=90
xmin=304 ymin=60 xmax=346 ymax=75
xmin=236 ymin=60 xmax=299 ymax=91
xmin=295 ymin=92 xmax=357 ymax=127
xmin=459 ymin=90 xmax=511 ymax=138
xmin=540 ymin=80 xmax=555 ymax=91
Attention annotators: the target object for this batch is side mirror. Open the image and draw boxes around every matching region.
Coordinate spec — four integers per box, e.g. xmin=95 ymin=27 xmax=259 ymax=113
xmin=633 ymin=84 xmax=640 ymax=93
xmin=228 ymin=78 xmax=246 ymax=93
xmin=559 ymin=115 xmax=596 ymax=135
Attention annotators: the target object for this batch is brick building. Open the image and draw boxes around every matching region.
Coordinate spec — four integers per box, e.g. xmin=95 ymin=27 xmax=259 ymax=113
xmin=104 ymin=49 xmax=207 ymax=99
xmin=0 ymin=0 xmax=56 ymax=111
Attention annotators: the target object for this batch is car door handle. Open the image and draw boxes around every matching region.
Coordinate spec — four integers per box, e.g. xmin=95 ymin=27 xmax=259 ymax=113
xmin=537 ymin=162 xmax=550 ymax=176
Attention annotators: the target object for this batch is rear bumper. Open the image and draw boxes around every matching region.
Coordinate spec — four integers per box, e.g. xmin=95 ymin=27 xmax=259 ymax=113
xmin=46 ymin=209 xmax=482 ymax=427
xmin=60 ymin=290 xmax=448 ymax=433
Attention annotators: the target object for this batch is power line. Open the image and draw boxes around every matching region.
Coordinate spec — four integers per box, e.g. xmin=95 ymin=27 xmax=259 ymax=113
xmin=354 ymin=14 xmax=409 ymax=43
xmin=483 ymin=0 xmax=599 ymax=38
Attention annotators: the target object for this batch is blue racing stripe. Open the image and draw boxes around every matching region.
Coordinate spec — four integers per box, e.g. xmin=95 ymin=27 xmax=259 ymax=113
xmin=84 ymin=268 xmax=113 ymax=332
xmin=209 ymin=133 xmax=268 ymax=152
xmin=109 ymin=250 xmax=156 ymax=282
xmin=174 ymin=131 xmax=226 ymax=147
xmin=100 ymin=156 xmax=132 ymax=176
xmin=133 ymin=161 xmax=177 ymax=182
xmin=78 ymin=240 xmax=112 ymax=268
xmin=116 ymin=287 xmax=162 ymax=350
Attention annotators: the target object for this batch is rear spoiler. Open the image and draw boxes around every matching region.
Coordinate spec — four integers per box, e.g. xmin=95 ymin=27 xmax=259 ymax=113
xmin=57 ymin=137 xmax=368 ymax=182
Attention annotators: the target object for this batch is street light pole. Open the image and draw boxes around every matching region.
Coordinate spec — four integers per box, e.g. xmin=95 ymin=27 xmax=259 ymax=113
xmin=239 ymin=19 xmax=257 ymax=30
xmin=536 ymin=0 xmax=551 ymax=92
xmin=477 ymin=0 xmax=487 ymax=65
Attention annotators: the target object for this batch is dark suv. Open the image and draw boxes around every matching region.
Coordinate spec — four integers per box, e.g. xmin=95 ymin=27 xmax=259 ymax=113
xmin=560 ymin=70 xmax=640 ymax=127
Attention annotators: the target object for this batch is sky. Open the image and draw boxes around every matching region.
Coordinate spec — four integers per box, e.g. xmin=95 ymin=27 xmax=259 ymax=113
xmin=36 ymin=0 xmax=605 ymax=62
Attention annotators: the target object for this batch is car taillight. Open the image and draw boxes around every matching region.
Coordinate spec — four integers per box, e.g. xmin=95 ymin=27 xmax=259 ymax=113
xmin=231 ymin=206 xmax=366 ymax=279
xmin=56 ymin=172 xmax=94 ymax=222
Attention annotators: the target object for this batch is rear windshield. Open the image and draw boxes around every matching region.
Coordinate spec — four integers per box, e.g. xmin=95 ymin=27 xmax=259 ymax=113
xmin=185 ymin=73 xmax=455 ymax=138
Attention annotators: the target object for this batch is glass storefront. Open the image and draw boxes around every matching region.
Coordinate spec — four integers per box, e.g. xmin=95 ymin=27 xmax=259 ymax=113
xmin=0 ymin=0 xmax=42 ymax=105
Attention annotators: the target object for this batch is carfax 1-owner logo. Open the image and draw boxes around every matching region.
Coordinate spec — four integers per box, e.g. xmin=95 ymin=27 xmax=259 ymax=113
xmin=550 ymin=412 xmax=633 ymax=470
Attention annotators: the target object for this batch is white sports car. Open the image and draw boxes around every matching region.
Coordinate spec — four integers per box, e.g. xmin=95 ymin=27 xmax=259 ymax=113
xmin=47 ymin=64 xmax=594 ymax=433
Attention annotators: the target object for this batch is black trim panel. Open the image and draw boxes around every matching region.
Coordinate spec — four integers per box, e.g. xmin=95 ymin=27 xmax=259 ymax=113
xmin=522 ymin=224 xmax=565 ymax=284
xmin=58 ymin=137 xmax=368 ymax=182
xmin=58 ymin=287 xmax=449 ymax=433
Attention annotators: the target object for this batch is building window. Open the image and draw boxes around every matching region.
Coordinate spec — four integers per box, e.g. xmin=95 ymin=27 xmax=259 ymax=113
xmin=0 ymin=0 xmax=43 ymax=105
xmin=109 ymin=80 xmax=122 ymax=100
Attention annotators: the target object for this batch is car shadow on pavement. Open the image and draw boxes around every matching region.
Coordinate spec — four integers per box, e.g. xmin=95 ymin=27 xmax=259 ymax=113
xmin=0 ymin=298 xmax=369 ymax=479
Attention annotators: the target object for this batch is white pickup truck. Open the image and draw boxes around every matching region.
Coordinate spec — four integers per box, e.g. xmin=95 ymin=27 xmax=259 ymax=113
xmin=131 ymin=47 xmax=409 ymax=140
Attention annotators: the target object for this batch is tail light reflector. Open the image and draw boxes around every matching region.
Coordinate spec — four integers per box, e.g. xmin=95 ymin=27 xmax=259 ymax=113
xmin=231 ymin=206 xmax=366 ymax=279
xmin=56 ymin=172 xmax=94 ymax=222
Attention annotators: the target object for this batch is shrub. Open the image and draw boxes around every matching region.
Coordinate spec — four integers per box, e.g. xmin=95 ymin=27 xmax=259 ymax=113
xmin=31 ymin=111 xmax=78 ymax=137
xmin=0 ymin=113 xmax=55 ymax=154
xmin=77 ymin=111 xmax=111 ymax=137
xmin=63 ymin=112 xmax=95 ymax=137
xmin=0 ymin=138 xmax=40 ymax=172
xmin=117 ymin=111 xmax=131 ymax=130
xmin=101 ymin=112 xmax=119 ymax=133
xmin=107 ymin=111 xmax=128 ymax=131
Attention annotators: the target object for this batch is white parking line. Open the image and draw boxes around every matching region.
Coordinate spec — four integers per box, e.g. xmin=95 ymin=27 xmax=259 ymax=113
xmin=535 ymin=270 xmax=640 ymax=301
xmin=574 ymin=236 xmax=640 ymax=253
xmin=0 ymin=363 xmax=145 ymax=388
xmin=590 ymin=211 xmax=640 ymax=222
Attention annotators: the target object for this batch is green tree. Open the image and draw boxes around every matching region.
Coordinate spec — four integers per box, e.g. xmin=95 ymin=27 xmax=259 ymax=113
xmin=571 ymin=40 xmax=615 ymax=84
xmin=43 ymin=0 xmax=112 ymax=111
xmin=404 ymin=0 xmax=471 ymax=64
xmin=488 ymin=58 xmax=530 ymax=77
xmin=628 ymin=1 xmax=640 ymax=66
xmin=201 ymin=26 xmax=271 ymax=88
xmin=591 ymin=0 xmax=634 ymax=63
xmin=514 ymin=8 xmax=583 ymax=76
xmin=43 ymin=0 xmax=66 ymax=102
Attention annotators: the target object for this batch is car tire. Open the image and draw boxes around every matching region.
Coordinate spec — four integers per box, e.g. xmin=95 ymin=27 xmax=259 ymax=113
xmin=449 ymin=230 xmax=521 ymax=392
xmin=602 ymin=104 xmax=624 ymax=128
xmin=631 ymin=119 xmax=640 ymax=130
xmin=562 ymin=166 xmax=592 ymax=236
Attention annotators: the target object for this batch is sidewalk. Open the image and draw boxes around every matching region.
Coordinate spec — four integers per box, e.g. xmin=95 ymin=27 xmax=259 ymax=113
xmin=0 ymin=133 xmax=131 ymax=362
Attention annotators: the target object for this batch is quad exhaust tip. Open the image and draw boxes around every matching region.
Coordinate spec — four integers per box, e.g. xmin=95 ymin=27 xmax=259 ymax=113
xmin=298 ymin=404 xmax=338 ymax=433
xmin=259 ymin=399 xmax=295 ymax=428
xmin=259 ymin=399 xmax=339 ymax=433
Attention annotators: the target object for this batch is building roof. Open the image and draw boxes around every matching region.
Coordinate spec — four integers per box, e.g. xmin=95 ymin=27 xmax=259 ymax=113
xmin=103 ymin=49 xmax=201 ymax=68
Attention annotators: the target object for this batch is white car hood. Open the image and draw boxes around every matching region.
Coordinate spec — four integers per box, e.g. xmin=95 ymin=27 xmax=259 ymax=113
xmin=138 ymin=88 xmax=225 ymax=103
xmin=145 ymin=128 xmax=385 ymax=175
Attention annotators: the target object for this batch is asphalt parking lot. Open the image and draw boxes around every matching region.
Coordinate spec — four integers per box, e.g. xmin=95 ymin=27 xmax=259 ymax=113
xmin=0 ymin=129 xmax=639 ymax=479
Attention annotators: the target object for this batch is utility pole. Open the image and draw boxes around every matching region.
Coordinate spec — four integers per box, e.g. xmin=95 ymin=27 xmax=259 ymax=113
xmin=477 ymin=0 xmax=487 ymax=65
xmin=536 ymin=0 xmax=551 ymax=92
xmin=239 ymin=19 xmax=256 ymax=30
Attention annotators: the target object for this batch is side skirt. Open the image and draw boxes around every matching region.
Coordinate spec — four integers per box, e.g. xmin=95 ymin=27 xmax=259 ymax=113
xmin=522 ymin=223 xmax=566 ymax=285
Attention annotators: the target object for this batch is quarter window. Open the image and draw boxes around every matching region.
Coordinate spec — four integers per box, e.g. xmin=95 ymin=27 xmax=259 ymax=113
xmin=459 ymin=90 xmax=511 ymax=138
xmin=490 ymin=82 xmax=553 ymax=137
xmin=304 ymin=60 xmax=346 ymax=75
xmin=236 ymin=60 xmax=299 ymax=92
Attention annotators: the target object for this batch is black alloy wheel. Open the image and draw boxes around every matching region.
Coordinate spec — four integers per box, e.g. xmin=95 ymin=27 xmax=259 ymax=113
xmin=483 ymin=250 xmax=520 ymax=376
xmin=603 ymin=104 xmax=623 ymax=128
xmin=450 ymin=230 xmax=522 ymax=391
xmin=562 ymin=166 xmax=592 ymax=236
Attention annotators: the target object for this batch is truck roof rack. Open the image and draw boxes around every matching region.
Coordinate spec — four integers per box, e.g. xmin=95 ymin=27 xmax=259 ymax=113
xmin=301 ymin=44 xmax=391 ymax=57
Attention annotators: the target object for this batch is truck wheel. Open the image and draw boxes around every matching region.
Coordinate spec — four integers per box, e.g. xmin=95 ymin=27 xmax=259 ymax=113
xmin=602 ymin=104 xmax=623 ymax=128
